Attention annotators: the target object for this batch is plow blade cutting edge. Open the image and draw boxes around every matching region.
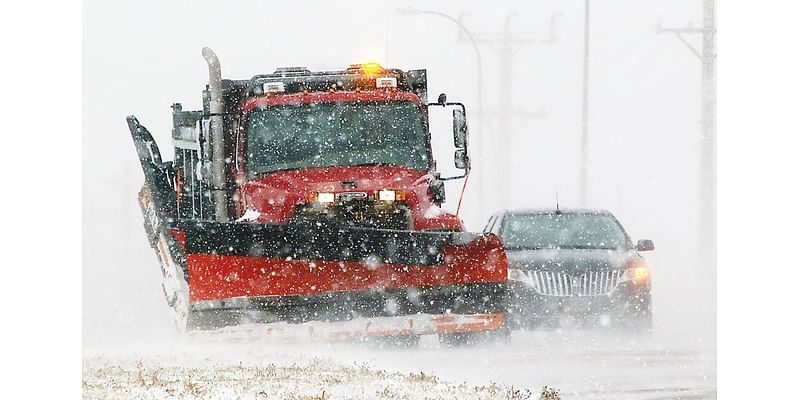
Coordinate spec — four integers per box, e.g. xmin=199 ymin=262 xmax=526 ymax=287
xmin=186 ymin=314 xmax=505 ymax=343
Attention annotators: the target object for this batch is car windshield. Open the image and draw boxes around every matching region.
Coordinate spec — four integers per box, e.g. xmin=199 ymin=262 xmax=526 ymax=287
xmin=246 ymin=100 xmax=429 ymax=176
xmin=501 ymin=213 xmax=630 ymax=250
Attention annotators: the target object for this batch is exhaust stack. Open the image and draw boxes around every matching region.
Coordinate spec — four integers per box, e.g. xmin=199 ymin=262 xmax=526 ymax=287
xmin=202 ymin=47 xmax=228 ymax=222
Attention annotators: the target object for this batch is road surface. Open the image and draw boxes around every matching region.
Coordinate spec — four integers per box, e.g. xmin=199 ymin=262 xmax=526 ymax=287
xmin=83 ymin=325 xmax=715 ymax=399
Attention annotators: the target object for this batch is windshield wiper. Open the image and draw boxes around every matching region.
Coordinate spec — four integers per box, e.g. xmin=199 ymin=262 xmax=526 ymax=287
xmin=252 ymin=166 xmax=307 ymax=176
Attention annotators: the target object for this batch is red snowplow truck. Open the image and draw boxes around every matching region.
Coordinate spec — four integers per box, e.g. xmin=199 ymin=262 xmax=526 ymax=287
xmin=127 ymin=48 xmax=508 ymax=344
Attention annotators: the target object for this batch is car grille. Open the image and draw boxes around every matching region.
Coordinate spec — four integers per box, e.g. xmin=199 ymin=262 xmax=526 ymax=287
xmin=526 ymin=270 xmax=623 ymax=297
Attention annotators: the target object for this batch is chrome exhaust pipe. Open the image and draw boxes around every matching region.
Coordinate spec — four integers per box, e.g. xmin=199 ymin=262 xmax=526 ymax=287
xmin=202 ymin=47 xmax=228 ymax=222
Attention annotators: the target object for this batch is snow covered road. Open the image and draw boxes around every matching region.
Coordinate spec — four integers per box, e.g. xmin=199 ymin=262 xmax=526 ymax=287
xmin=83 ymin=327 xmax=715 ymax=399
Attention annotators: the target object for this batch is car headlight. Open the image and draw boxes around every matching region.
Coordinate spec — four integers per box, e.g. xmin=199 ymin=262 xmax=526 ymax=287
xmin=621 ymin=259 xmax=650 ymax=283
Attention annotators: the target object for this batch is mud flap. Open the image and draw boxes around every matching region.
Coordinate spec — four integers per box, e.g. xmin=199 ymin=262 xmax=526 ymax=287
xmin=126 ymin=116 xmax=178 ymax=224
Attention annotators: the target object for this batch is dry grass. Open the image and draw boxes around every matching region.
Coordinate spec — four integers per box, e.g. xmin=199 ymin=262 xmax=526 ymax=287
xmin=82 ymin=354 xmax=561 ymax=400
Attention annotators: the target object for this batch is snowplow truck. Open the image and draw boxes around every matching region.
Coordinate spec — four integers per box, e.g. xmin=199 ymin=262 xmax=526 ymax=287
xmin=127 ymin=47 xmax=508 ymax=343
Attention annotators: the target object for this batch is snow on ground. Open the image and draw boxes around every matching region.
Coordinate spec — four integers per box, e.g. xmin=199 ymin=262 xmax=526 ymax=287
xmin=83 ymin=343 xmax=536 ymax=400
xmin=83 ymin=325 xmax=714 ymax=400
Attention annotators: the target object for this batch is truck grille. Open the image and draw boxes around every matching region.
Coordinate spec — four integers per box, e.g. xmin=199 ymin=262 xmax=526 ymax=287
xmin=526 ymin=270 xmax=622 ymax=297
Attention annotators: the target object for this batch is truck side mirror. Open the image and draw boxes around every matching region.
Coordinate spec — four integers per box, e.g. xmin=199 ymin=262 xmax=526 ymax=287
xmin=454 ymin=148 xmax=470 ymax=170
xmin=452 ymin=108 xmax=468 ymax=148
xmin=428 ymin=178 xmax=446 ymax=205
xmin=636 ymin=239 xmax=655 ymax=252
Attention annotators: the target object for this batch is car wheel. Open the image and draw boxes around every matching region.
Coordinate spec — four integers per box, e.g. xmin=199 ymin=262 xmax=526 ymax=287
xmin=620 ymin=308 xmax=653 ymax=334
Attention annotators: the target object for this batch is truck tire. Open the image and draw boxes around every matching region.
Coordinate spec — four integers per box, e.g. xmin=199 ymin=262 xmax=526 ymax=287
xmin=439 ymin=324 xmax=511 ymax=347
xmin=377 ymin=334 xmax=421 ymax=348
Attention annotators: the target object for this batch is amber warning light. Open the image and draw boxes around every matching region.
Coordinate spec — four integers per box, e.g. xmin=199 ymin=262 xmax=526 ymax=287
xmin=360 ymin=62 xmax=383 ymax=74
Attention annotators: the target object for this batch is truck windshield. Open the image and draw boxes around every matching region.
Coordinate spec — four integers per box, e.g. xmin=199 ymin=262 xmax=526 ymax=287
xmin=246 ymin=100 xmax=429 ymax=176
xmin=501 ymin=213 xmax=630 ymax=250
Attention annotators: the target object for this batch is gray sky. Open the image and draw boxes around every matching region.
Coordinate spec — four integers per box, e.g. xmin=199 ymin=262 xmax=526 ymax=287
xmin=83 ymin=0 xmax=713 ymax=347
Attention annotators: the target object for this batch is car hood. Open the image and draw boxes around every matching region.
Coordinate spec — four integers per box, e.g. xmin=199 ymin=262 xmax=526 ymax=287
xmin=506 ymin=248 xmax=637 ymax=272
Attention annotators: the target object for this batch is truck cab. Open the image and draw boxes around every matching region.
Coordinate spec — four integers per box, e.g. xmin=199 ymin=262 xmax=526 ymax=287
xmin=172 ymin=62 xmax=471 ymax=232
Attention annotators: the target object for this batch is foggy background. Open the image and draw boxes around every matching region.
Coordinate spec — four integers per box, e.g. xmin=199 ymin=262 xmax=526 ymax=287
xmin=83 ymin=0 xmax=714 ymax=348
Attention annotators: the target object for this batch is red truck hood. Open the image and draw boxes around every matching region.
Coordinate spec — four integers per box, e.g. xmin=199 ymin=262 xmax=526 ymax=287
xmin=240 ymin=165 xmax=434 ymax=223
xmin=249 ymin=165 xmax=429 ymax=192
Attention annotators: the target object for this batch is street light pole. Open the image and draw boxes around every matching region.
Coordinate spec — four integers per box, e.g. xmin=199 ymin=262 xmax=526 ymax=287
xmin=396 ymin=7 xmax=484 ymax=118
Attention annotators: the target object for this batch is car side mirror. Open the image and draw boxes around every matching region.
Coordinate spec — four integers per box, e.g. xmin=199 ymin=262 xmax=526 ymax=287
xmin=428 ymin=178 xmax=446 ymax=206
xmin=636 ymin=239 xmax=655 ymax=252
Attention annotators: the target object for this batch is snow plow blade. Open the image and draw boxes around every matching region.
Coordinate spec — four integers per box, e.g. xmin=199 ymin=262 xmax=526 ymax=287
xmin=177 ymin=220 xmax=508 ymax=333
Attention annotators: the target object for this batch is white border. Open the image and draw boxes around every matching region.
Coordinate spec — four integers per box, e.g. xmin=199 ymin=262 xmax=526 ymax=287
xmin=2 ymin=0 xmax=81 ymax=397
xmin=720 ymin=1 xmax=800 ymax=397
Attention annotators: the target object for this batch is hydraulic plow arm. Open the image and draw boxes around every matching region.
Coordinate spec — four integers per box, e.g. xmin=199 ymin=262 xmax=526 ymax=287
xmin=127 ymin=117 xmax=190 ymax=321
xmin=126 ymin=116 xmax=177 ymax=227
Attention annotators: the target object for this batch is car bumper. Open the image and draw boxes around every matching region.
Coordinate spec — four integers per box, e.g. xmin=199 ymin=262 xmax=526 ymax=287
xmin=507 ymin=280 xmax=650 ymax=327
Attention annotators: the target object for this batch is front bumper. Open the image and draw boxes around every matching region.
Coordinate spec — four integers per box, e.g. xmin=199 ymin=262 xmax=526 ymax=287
xmin=507 ymin=280 xmax=650 ymax=327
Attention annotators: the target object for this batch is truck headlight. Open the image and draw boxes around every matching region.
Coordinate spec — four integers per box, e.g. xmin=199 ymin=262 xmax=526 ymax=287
xmin=310 ymin=192 xmax=335 ymax=203
xmin=378 ymin=189 xmax=396 ymax=202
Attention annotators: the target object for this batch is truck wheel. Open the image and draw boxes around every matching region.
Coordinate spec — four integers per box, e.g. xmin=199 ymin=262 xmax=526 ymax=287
xmin=438 ymin=332 xmax=472 ymax=347
xmin=378 ymin=334 xmax=421 ymax=348
xmin=439 ymin=326 xmax=510 ymax=347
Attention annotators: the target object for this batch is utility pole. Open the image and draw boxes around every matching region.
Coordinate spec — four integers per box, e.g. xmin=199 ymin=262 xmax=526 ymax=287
xmin=657 ymin=0 xmax=716 ymax=266
xmin=465 ymin=12 xmax=559 ymax=203
xmin=580 ymin=0 xmax=590 ymax=207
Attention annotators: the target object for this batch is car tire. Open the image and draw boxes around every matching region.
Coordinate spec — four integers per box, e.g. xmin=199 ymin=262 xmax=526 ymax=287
xmin=620 ymin=308 xmax=653 ymax=335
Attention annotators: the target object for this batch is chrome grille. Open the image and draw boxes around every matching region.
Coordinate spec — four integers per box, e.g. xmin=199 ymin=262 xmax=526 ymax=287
xmin=527 ymin=270 xmax=622 ymax=297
